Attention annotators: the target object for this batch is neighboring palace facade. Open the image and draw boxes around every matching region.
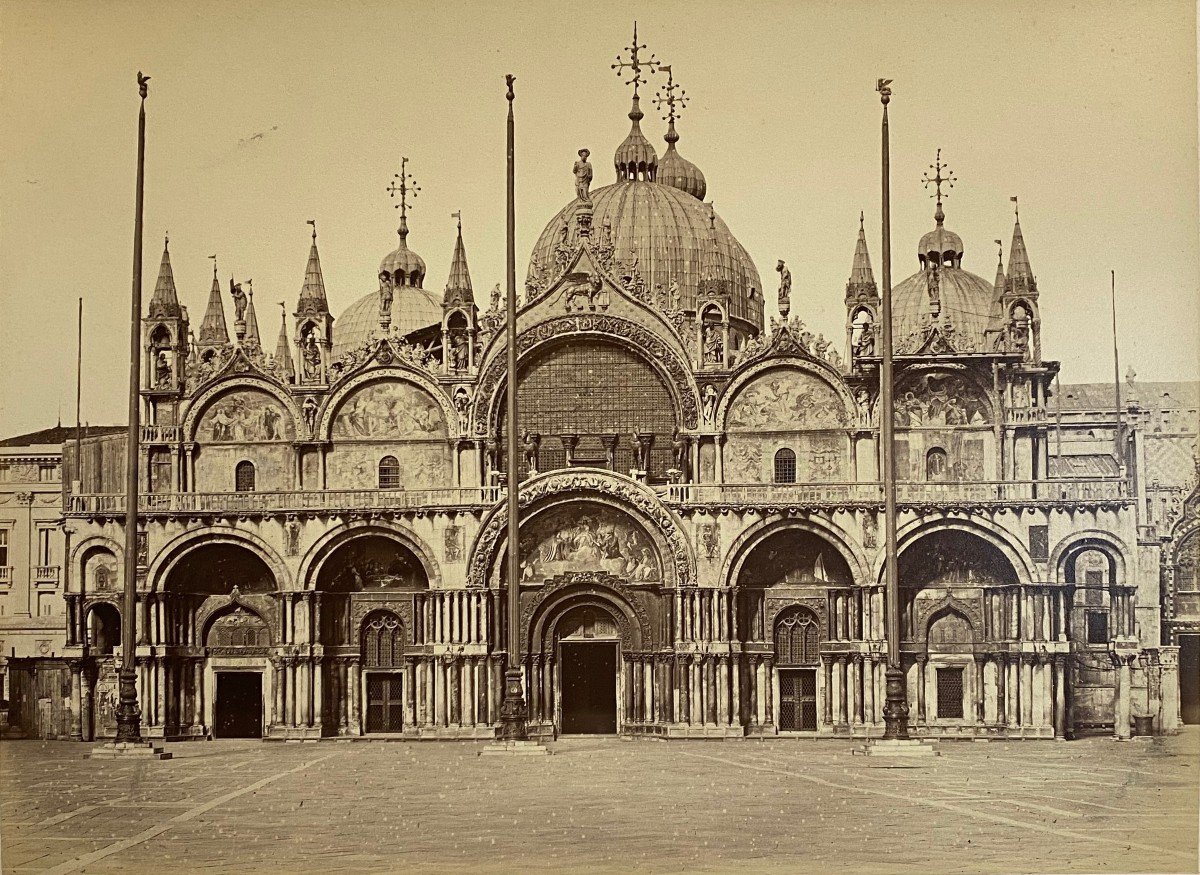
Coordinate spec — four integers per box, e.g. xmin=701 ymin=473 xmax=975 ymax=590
xmin=34 ymin=54 xmax=1196 ymax=743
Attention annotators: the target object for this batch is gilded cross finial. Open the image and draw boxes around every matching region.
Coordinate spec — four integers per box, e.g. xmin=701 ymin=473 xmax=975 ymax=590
xmin=387 ymin=156 xmax=420 ymax=225
xmin=612 ymin=21 xmax=659 ymax=98
xmin=653 ymin=64 xmax=687 ymax=126
xmin=922 ymin=149 xmax=956 ymax=205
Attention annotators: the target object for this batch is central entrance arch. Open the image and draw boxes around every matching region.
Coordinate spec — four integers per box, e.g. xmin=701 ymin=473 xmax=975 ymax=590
xmin=557 ymin=605 xmax=620 ymax=734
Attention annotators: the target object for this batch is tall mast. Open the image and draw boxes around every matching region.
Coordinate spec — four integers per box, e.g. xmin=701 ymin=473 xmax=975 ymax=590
xmin=1111 ymin=270 xmax=1124 ymax=472
xmin=877 ymin=78 xmax=910 ymax=741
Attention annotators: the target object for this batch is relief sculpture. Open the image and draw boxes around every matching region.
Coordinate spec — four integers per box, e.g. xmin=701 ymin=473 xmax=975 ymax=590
xmin=894 ymin=372 xmax=989 ymax=427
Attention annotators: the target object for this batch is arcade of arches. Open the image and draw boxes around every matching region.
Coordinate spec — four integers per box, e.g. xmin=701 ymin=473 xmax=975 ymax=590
xmin=61 ymin=517 xmax=1159 ymax=741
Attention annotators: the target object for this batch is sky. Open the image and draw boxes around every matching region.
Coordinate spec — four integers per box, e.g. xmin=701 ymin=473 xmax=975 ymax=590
xmin=1 ymin=0 xmax=1197 ymax=437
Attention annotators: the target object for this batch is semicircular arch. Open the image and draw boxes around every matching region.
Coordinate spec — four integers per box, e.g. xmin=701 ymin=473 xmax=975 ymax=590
xmin=298 ymin=519 xmax=441 ymax=592
xmin=472 ymin=315 xmax=701 ymax=434
xmin=724 ymin=514 xmax=869 ymax=589
xmin=879 ymin=515 xmax=1034 ymax=586
xmin=182 ymin=376 xmax=303 ymax=443
xmin=718 ymin=357 xmax=855 ymax=432
xmin=148 ymin=526 xmax=291 ymax=593
xmin=317 ymin=367 xmax=457 ymax=442
xmin=1051 ymin=529 xmax=1131 ymax=584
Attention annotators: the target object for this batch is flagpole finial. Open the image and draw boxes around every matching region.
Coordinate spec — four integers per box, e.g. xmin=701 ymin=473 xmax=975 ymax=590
xmin=876 ymin=78 xmax=892 ymax=104
xmin=137 ymin=71 xmax=150 ymax=100
xmin=306 ymin=219 xmax=317 ymax=242
xmin=505 ymin=73 xmax=515 ymax=103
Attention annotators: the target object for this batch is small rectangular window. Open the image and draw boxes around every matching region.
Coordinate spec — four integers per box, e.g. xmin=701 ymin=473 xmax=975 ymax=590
xmin=936 ymin=667 xmax=964 ymax=719
xmin=37 ymin=528 xmax=52 ymax=566
xmin=0 ymin=530 xmax=8 ymax=567
xmin=1086 ymin=610 xmax=1109 ymax=645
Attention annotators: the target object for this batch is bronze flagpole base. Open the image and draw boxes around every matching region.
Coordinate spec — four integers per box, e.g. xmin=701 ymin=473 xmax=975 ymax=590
xmin=881 ymin=666 xmax=911 ymax=741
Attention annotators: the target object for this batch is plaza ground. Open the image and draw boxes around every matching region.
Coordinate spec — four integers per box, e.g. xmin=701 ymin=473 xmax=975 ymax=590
xmin=2 ymin=730 xmax=1197 ymax=874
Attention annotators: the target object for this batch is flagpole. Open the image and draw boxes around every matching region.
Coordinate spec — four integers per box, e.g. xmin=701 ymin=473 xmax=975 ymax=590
xmin=876 ymin=78 xmax=910 ymax=741
xmin=498 ymin=72 xmax=528 ymax=741
xmin=115 ymin=72 xmax=149 ymax=745
xmin=75 ymin=297 xmax=83 ymax=488
xmin=1110 ymin=270 xmax=1124 ymax=473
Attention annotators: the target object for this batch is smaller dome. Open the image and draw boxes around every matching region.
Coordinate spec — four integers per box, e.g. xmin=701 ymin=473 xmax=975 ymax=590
xmin=917 ymin=202 xmax=963 ymax=269
xmin=658 ymin=142 xmax=706 ymax=200
xmin=614 ymin=95 xmax=658 ymax=181
xmin=332 ymin=286 xmax=441 ymax=360
xmin=380 ymin=218 xmax=426 ymax=288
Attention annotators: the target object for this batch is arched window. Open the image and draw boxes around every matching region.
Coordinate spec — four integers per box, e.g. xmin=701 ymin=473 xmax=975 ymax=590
xmin=362 ymin=611 xmax=404 ymax=668
xmin=378 ymin=455 xmax=400 ymax=489
xmin=925 ymin=447 xmax=948 ymax=481
xmin=235 ymin=460 xmax=255 ymax=492
xmin=774 ymin=607 xmax=820 ymax=665
xmin=773 ymin=448 xmax=797 ymax=484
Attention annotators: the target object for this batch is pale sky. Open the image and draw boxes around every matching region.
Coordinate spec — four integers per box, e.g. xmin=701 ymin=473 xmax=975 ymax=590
xmin=1 ymin=0 xmax=1197 ymax=437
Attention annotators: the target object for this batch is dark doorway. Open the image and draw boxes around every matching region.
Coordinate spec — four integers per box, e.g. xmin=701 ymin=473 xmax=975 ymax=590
xmin=778 ymin=669 xmax=817 ymax=730
xmin=560 ymin=642 xmax=617 ymax=734
xmin=1181 ymin=635 xmax=1200 ymax=725
xmin=365 ymin=672 xmax=405 ymax=733
xmin=214 ymin=672 xmax=262 ymax=738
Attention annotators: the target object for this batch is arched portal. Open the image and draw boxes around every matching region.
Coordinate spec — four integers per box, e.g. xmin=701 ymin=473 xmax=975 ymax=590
xmin=86 ymin=602 xmax=121 ymax=655
xmin=926 ymin=609 xmax=976 ymax=723
xmin=774 ymin=606 xmax=820 ymax=731
xmin=313 ymin=534 xmax=428 ymax=648
xmin=361 ymin=610 xmax=406 ymax=734
xmin=556 ymin=604 xmax=621 ymax=735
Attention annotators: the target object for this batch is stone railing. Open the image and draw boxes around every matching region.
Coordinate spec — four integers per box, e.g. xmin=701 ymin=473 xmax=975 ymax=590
xmin=667 ymin=478 xmax=1129 ymax=506
xmin=34 ymin=565 xmax=61 ymax=585
xmin=66 ymin=487 xmax=503 ymax=516
xmin=0 ymin=566 xmax=11 ymax=586
xmin=140 ymin=424 xmax=181 ymax=443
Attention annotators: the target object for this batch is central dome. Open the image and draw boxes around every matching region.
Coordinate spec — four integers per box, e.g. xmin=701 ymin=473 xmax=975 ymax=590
xmin=529 ymin=180 xmax=763 ymax=330
xmin=891 ymin=267 xmax=997 ymax=352
xmin=332 ymin=286 xmax=441 ymax=360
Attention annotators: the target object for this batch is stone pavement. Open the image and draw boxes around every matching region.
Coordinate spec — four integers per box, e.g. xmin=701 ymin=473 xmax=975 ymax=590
xmin=2 ymin=730 xmax=1196 ymax=874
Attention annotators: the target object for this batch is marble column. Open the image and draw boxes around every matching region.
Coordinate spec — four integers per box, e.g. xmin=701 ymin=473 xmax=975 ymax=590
xmin=69 ymin=661 xmax=83 ymax=741
xmin=1114 ymin=655 xmax=1132 ymax=740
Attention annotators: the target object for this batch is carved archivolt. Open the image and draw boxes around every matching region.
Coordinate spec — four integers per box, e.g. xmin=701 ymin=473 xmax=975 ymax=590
xmin=764 ymin=597 xmax=827 ymax=634
xmin=524 ymin=572 xmax=653 ymax=651
xmin=473 ymin=314 xmax=699 ymax=433
xmin=467 ymin=469 xmax=694 ymax=588
xmin=915 ymin=591 xmax=983 ymax=642
xmin=195 ymin=591 xmax=276 ymax=646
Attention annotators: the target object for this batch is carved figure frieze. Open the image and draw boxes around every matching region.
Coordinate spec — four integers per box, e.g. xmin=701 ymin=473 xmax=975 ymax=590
xmin=894 ymin=371 xmax=990 ymax=427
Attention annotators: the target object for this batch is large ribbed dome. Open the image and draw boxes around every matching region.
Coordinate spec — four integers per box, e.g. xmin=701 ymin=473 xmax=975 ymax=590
xmin=529 ymin=180 xmax=763 ymax=329
xmin=332 ymin=286 xmax=441 ymax=360
xmin=891 ymin=266 xmax=997 ymax=353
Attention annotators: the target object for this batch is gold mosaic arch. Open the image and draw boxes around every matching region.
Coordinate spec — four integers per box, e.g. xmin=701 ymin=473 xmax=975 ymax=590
xmin=716 ymin=356 xmax=856 ymax=433
xmin=297 ymin=519 xmax=441 ymax=592
xmin=723 ymin=515 xmax=870 ymax=589
xmin=466 ymin=469 xmax=695 ymax=589
xmin=182 ymin=375 xmax=303 ymax=444
xmin=880 ymin=515 xmax=1035 ymax=586
xmin=471 ymin=314 xmax=701 ymax=435
xmin=147 ymin=526 xmax=291 ymax=593
xmin=316 ymin=366 xmax=457 ymax=442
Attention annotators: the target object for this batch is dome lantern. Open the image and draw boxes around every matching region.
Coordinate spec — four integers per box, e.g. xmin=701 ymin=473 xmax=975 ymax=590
xmin=654 ymin=65 xmax=707 ymax=200
xmin=917 ymin=149 xmax=963 ymax=269
xmin=611 ymin=22 xmax=659 ymax=182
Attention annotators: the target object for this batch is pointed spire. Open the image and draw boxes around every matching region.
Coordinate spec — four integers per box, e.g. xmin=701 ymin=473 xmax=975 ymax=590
xmin=850 ymin=211 xmax=875 ymax=285
xmin=274 ymin=302 xmax=295 ymax=382
xmin=444 ymin=212 xmax=474 ymax=304
xmin=993 ymin=238 xmax=1007 ymax=293
xmin=197 ymin=256 xmax=230 ymax=345
xmin=1007 ymin=196 xmax=1033 ymax=280
xmin=242 ymin=284 xmax=261 ymax=351
xmin=297 ymin=220 xmax=330 ymax=315
xmin=148 ymin=235 xmax=182 ymax=318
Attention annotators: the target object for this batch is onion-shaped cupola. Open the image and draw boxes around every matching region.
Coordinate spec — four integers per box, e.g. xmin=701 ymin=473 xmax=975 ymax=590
xmin=612 ymin=23 xmax=658 ymax=181
xmin=380 ymin=157 xmax=427 ymax=288
xmin=654 ymin=65 xmax=706 ymax=200
xmin=917 ymin=149 xmax=964 ymax=269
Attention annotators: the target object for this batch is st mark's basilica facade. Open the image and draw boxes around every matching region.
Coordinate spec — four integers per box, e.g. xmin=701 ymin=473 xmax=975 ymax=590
xmin=54 ymin=49 xmax=1184 ymax=744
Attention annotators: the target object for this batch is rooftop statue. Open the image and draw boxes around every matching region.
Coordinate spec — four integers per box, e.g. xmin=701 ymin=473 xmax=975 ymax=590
xmin=574 ymin=148 xmax=593 ymax=204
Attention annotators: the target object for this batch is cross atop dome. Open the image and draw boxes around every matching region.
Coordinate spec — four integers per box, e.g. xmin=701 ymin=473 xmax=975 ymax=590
xmin=611 ymin=21 xmax=659 ymax=99
xmin=922 ymin=148 xmax=957 ymax=225
xmin=653 ymin=64 xmax=687 ymax=130
xmin=387 ymin=156 xmax=421 ymax=240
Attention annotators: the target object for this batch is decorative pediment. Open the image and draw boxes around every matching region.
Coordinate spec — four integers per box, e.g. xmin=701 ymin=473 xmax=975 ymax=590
xmin=914 ymin=322 xmax=958 ymax=355
xmin=213 ymin=344 xmax=269 ymax=381
xmin=329 ymin=336 xmax=437 ymax=387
